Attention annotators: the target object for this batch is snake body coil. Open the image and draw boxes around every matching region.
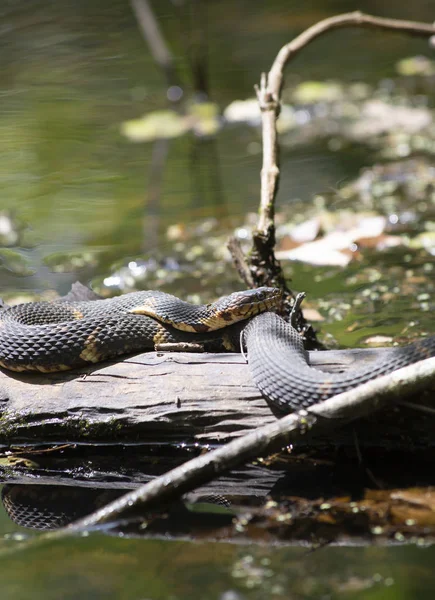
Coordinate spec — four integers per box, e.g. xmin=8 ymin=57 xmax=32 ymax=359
xmin=0 ymin=287 xmax=280 ymax=373
xmin=244 ymin=312 xmax=435 ymax=413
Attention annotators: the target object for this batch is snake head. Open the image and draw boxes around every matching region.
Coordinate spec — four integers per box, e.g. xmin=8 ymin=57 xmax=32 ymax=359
xmin=212 ymin=287 xmax=282 ymax=324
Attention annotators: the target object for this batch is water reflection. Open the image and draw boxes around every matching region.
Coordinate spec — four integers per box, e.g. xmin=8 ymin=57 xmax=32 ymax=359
xmin=3 ymin=447 xmax=435 ymax=544
xmin=2 ymin=485 xmax=122 ymax=531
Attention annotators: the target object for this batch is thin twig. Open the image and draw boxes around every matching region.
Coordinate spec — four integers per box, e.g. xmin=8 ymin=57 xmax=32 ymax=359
xmin=258 ymin=11 xmax=435 ymax=240
xmin=268 ymin=12 xmax=435 ymax=98
xmin=229 ymin=12 xmax=435 ymax=348
xmin=290 ymin=292 xmax=306 ymax=327
xmin=42 ymin=356 xmax=435 ymax=537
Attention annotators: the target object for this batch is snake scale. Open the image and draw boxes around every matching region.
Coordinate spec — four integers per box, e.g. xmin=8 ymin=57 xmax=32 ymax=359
xmin=0 ymin=284 xmax=434 ymax=413
xmin=0 ymin=286 xmax=279 ymax=372
xmin=244 ymin=311 xmax=435 ymax=413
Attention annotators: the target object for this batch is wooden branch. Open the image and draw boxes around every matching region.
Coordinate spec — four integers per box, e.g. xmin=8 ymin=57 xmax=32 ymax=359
xmin=228 ymin=12 xmax=435 ymax=347
xmin=45 ymin=355 xmax=435 ymax=535
xmin=258 ymin=11 xmax=435 ymax=241
xmin=226 ymin=237 xmax=254 ymax=288
xmin=268 ymin=12 xmax=435 ymax=97
xmin=255 ymin=72 xmax=280 ymax=236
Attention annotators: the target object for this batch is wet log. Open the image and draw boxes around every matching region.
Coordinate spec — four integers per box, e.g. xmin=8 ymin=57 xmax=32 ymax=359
xmin=0 ymin=348 xmax=433 ymax=449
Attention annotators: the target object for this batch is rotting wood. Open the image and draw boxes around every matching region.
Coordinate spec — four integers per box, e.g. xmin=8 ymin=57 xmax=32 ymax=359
xmin=0 ymin=348 xmax=433 ymax=449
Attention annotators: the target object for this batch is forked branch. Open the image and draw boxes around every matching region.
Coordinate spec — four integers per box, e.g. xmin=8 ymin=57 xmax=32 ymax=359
xmin=230 ymin=11 xmax=435 ymax=347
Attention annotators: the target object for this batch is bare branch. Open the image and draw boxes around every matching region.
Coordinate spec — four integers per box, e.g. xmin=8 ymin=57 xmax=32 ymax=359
xmin=268 ymin=12 xmax=435 ymax=97
xmin=228 ymin=12 xmax=435 ymax=347
xmin=259 ymin=12 xmax=435 ymax=237
xmin=227 ymin=236 xmax=254 ymax=287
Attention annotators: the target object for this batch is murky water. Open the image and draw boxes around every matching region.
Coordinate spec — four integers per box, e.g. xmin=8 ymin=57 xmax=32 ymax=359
xmin=0 ymin=528 xmax=434 ymax=600
xmin=0 ymin=500 xmax=434 ymax=600
xmin=1 ymin=0 xmax=435 ymax=597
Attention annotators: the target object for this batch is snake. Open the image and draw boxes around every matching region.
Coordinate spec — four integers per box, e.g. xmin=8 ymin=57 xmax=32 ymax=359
xmin=243 ymin=311 xmax=435 ymax=413
xmin=1 ymin=484 xmax=232 ymax=530
xmin=0 ymin=284 xmax=434 ymax=414
xmin=0 ymin=285 xmax=280 ymax=373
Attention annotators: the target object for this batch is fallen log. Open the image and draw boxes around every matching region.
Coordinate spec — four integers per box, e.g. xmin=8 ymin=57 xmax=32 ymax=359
xmin=0 ymin=347 xmax=433 ymax=449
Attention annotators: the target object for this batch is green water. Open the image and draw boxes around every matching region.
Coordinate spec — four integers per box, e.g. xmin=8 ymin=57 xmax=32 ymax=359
xmin=1 ymin=0 xmax=435 ymax=596
xmin=0 ymin=527 xmax=434 ymax=600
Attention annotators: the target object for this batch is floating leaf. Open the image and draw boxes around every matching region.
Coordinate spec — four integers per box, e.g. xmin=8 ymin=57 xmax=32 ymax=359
xmin=0 ymin=212 xmax=19 ymax=246
xmin=121 ymin=110 xmax=190 ymax=142
xmin=350 ymin=100 xmax=432 ymax=140
xmin=43 ymin=250 xmax=99 ymax=273
xmin=363 ymin=335 xmax=394 ymax=346
xmin=396 ymin=56 xmax=435 ymax=76
xmin=292 ymin=81 xmax=344 ymax=104
xmin=276 ymin=214 xmax=391 ymax=266
xmin=188 ymin=102 xmax=221 ymax=136
xmin=224 ymin=98 xmax=295 ymax=131
xmin=224 ymin=98 xmax=261 ymax=125
xmin=0 ymin=248 xmax=35 ymax=276
xmin=409 ymin=231 xmax=435 ymax=254
xmin=0 ymin=456 xmax=39 ymax=469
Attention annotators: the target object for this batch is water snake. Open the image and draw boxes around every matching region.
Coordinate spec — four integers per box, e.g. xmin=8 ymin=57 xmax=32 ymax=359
xmin=0 ymin=286 xmax=280 ymax=373
xmin=243 ymin=311 xmax=435 ymax=413
xmin=0 ymin=285 xmax=434 ymax=413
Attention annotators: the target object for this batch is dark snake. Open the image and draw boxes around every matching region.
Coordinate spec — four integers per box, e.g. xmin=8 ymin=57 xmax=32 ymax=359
xmin=244 ymin=311 xmax=435 ymax=414
xmin=0 ymin=285 xmax=434 ymax=413
xmin=0 ymin=286 xmax=279 ymax=372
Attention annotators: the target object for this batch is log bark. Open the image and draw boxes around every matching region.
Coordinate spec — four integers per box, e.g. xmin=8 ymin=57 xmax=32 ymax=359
xmin=0 ymin=347 xmax=433 ymax=449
